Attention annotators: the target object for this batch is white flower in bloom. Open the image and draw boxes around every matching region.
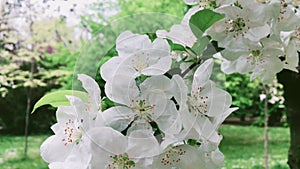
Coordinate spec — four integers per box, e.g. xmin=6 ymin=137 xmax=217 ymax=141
xmin=40 ymin=98 xmax=91 ymax=163
xmin=205 ymin=0 xmax=270 ymax=48
xmin=102 ymin=75 xmax=180 ymax=135
xmin=40 ymin=74 xmax=104 ymax=164
xmin=88 ymin=127 xmax=161 ymax=169
xmin=152 ymin=143 xmax=225 ymax=169
xmin=100 ymin=31 xmax=172 ymax=82
xmin=171 ymin=59 xmax=234 ymax=143
xmin=152 ymin=144 xmax=207 ymax=169
xmin=265 ymin=0 xmax=300 ymax=35
xmin=217 ymin=38 xmax=285 ymax=83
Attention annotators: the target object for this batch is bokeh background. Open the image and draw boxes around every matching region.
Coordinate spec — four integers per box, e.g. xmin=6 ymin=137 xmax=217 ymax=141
xmin=0 ymin=0 xmax=291 ymax=168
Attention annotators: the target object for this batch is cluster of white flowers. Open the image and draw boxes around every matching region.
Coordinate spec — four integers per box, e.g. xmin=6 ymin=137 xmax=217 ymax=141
xmin=208 ymin=0 xmax=299 ymax=83
xmin=160 ymin=0 xmax=299 ymax=83
xmin=40 ymin=0 xmax=299 ymax=168
xmin=40 ymin=30 xmax=236 ymax=168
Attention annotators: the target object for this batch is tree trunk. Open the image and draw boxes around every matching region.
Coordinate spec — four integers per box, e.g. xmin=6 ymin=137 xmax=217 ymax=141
xmin=278 ymin=69 xmax=300 ymax=169
xmin=24 ymin=88 xmax=31 ymax=157
xmin=264 ymin=85 xmax=269 ymax=169
xmin=24 ymin=58 xmax=34 ymax=158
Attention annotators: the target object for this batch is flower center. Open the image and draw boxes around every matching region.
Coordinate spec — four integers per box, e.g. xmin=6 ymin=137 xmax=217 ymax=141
xmin=128 ymin=99 xmax=155 ymax=123
xmin=131 ymin=52 xmax=150 ymax=72
xmin=247 ymin=49 xmax=264 ymax=65
xmin=188 ymin=86 xmax=209 ymax=116
xmin=107 ymin=153 xmax=135 ymax=169
xmin=61 ymin=119 xmax=82 ymax=146
xmin=160 ymin=146 xmax=187 ymax=166
xmin=225 ymin=17 xmax=249 ymax=38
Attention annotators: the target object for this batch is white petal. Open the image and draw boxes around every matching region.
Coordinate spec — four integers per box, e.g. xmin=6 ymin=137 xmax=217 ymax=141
xmin=152 ymin=38 xmax=170 ymax=53
xmin=211 ymin=148 xmax=225 ymax=167
xmin=141 ymin=56 xmax=172 ymax=76
xmin=116 ymin=31 xmax=152 ymax=57
xmin=183 ymin=0 xmax=198 ymax=5
xmin=102 ymin=106 xmax=134 ymax=131
xmin=140 ymin=75 xmax=174 ymax=99
xmin=206 ymin=85 xmax=232 ymax=117
xmin=88 ymin=127 xmax=127 ymax=155
xmin=193 ymin=58 xmax=214 ymax=86
xmin=100 ymin=57 xmax=123 ymax=82
xmin=152 ymin=145 xmax=205 ymax=169
xmin=245 ymin=24 xmax=270 ymax=42
xmin=171 ymin=75 xmax=189 ymax=107
xmin=127 ymin=130 xmax=161 ymax=158
xmin=104 ymin=74 xmax=139 ymax=105
xmin=236 ymin=56 xmax=256 ymax=74
xmin=78 ymin=74 xmax=101 ymax=105
xmin=155 ymin=101 xmax=180 ymax=133
xmin=40 ymin=135 xmax=72 ymax=163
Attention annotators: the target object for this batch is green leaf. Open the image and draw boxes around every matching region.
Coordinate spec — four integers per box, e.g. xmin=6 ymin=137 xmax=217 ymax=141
xmin=189 ymin=9 xmax=225 ymax=34
xmin=31 ymin=90 xmax=88 ymax=114
xmin=167 ymin=39 xmax=186 ymax=51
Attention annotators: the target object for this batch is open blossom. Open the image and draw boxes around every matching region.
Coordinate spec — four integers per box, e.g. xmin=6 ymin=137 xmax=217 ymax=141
xmin=100 ymin=31 xmax=172 ymax=82
xmin=152 ymin=140 xmax=225 ymax=169
xmin=88 ymin=127 xmax=161 ymax=169
xmin=265 ymin=0 xmax=300 ymax=35
xmin=40 ymin=74 xmax=104 ymax=164
xmin=171 ymin=59 xmax=235 ymax=143
xmin=102 ymin=75 xmax=180 ymax=135
xmin=216 ymin=37 xmax=285 ymax=83
xmin=40 ymin=97 xmax=91 ymax=163
xmin=205 ymin=0 xmax=270 ymax=48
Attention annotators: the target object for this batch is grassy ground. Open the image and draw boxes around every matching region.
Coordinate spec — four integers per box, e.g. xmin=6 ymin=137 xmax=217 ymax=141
xmin=0 ymin=125 xmax=290 ymax=169
xmin=220 ymin=125 xmax=290 ymax=169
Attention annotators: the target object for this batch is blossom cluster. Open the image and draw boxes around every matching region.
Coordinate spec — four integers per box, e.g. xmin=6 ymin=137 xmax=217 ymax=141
xmin=40 ymin=30 xmax=236 ymax=168
xmin=39 ymin=0 xmax=299 ymax=168
xmin=159 ymin=0 xmax=299 ymax=83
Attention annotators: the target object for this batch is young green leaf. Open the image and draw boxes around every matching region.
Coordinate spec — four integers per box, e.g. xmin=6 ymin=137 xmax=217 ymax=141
xmin=189 ymin=9 xmax=225 ymax=35
xmin=31 ymin=90 xmax=88 ymax=114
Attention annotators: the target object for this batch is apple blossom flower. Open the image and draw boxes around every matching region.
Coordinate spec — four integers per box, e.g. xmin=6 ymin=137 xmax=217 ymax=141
xmin=40 ymin=74 xmax=104 ymax=164
xmin=88 ymin=127 xmax=161 ymax=168
xmin=265 ymin=0 xmax=300 ymax=35
xmin=152 ymin=141 xmax=225 ymax=169
xmin=40 ymin=99 xmax=91 ymax=163
xmin=100 ymin=31 xmax=172 ymax=82
xmin=205 ymin=0 xmax=270 ymax=48
xmin=170 ymin=59 xmax=234 ymax=143
xmin=102 ymin=75 xmax=180 ymax=135
xmin=216 ymin=37 xmax=285 ymax=83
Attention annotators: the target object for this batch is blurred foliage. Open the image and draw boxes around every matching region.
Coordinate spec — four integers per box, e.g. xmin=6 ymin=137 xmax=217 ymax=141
xmin=225 ymin=73 xmax=286 ymax=126
xmin=0 ymin=0 xmax=80 ymax=134
xmin=0 ymin=0 xmax=288 ymax=134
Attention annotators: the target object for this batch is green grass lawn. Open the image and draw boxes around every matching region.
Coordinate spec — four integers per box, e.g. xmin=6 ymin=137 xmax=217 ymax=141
xmin=0 ymin=125 xmax=290 ymax=169
xmin=220 ymin=125 xmax=290 ymax=169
